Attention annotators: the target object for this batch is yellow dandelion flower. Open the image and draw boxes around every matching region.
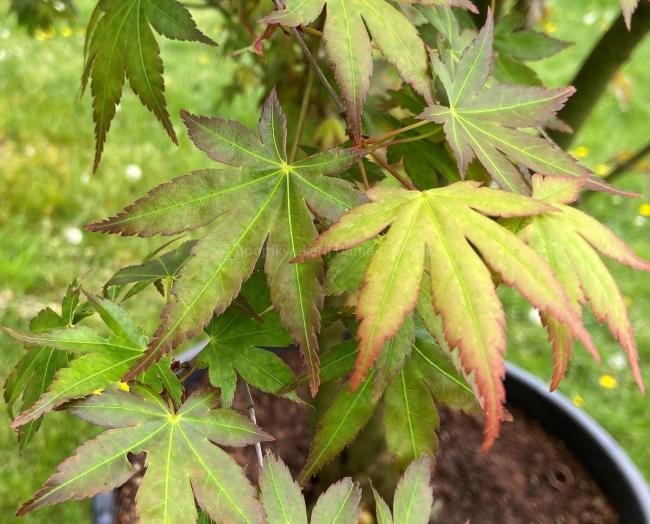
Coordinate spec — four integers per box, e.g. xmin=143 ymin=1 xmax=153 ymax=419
xmin=595 ymin=164 xmax=610 ymax=176
xmin=571 ymin=146 xmax=589 ymax=159
xmin=61 ymin=26 xmax=72 ymax=38
xmin=118 ymin=381 xmax=130 ymax=392
xmin=598 ymin=375 xmax=618 ymax=389
xmin=198 ymin=53 xmax=209 ymax=65
xmin=544 ymin=21 xmax=558 ymax=34
xmin=35 ymin=30 xmax=47 ymax=41
xmin=639 ymin=203 xmax=650 ymax=217
xmin=572 ymin=394 xmax=585 ymax=407
xmin=93 ymin=388 xmax=104 ymax=395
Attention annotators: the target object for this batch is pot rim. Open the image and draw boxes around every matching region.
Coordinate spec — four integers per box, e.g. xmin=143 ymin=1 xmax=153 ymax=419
xmin=505 ymin=362 xmax=650 ymax=524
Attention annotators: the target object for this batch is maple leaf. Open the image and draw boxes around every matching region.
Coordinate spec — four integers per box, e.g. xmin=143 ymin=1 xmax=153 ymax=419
xmin=372 ymin=455 xmax=434 ymax=524
xmin=198 ymin=272 xmax=298 ymax=407
xmin=18 ymin=388 xmax=270 ymax=523
xmin=419 ymin=12 xmax=612 ymax=194
xmin=260 ymin=453 xmax=362 ymax=524
xmin=298 ymin=182 xmax=596 ymax=449
xmin=3 ymin=282 xmax=96 ymax=447
xmin=105 ymin=239 xmax=196 ymax=301
xmin=621 ymin=0 xmax=640 ymax=29
xmin=265 ymin=0 xmax=433 ymax=142
xmin=82 ymin=0 xmax=216 ymax=171
xmin=87 ymin=90 xmax=364 ymax=394
xmin=383 ymin=358 xmax=439 ymax=468
xmin=4 ymin=296 xmax=181 ymax=429
xmin=520 ymin=175 xmax=649 ymax=390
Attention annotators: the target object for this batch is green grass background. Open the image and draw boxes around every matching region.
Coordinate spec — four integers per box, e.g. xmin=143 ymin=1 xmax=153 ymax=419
xmin=0 ymin=0 xmax=648 ymax=521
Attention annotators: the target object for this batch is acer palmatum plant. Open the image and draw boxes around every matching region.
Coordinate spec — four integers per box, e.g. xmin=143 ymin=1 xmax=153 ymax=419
xmin=5 ymin=0 xmax=649 ymax=522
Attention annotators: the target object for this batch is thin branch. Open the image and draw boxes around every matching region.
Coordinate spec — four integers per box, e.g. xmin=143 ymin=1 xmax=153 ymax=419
xmin=605 ymin=141 xmax=650 ymax=182
xmin=357 ymin=160 xmax=370 ymax=190
xmin=552 ymin=3 xmax=650 ymax=148
xmin=272 ymin=0 xmax=345 ymax=114
xmin=365 ymin=120 xmax=430 ymax=146
xmin=178 ymin=365 xmax=197 ymax=383
xmin=243 ymin=382 xmax=264 ymax=469
xmin=290 ymin=54 xmax=316 ymax=162
xmin=581 ymin=141 xmax=650 ymax=203
xmin=368 ymin=128 xmax=443 ymax=151
xmin=302 ymin=26 xmax=323 ymax=37
xmin=370 ymin=152 xmax=416 ymax=190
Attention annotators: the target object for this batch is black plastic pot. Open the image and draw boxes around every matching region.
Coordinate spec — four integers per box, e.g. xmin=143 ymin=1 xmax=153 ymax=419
xmin=504 ymin=363 xmax=650 ymax=524
xmin=92 ymin=363 xmax=650 ymax=523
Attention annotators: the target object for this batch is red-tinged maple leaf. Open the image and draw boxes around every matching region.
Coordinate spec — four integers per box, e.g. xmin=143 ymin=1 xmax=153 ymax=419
xmin=297 ymin=182 xmax=595 ymax=450
xmin=520 ymin=174 xmax=649 ymax=391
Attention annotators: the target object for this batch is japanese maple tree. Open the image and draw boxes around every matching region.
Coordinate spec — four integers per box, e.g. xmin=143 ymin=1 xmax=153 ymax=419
xmin=5 ymin=0 xmax=649 ymax=522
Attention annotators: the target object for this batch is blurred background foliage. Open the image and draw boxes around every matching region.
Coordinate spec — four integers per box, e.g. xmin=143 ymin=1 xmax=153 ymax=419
xmin=0 ymin=0 xmax=649 ymax=522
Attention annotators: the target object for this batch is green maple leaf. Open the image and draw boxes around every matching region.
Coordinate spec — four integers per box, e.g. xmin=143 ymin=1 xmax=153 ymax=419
xmin=419 ymin=12 xmax=611 ymax=194
xmin=4 ymin=307 xmax=68 ymax=448
xmin=265 ymin=0 xmax=433 ymax=142
xmin=18 ymin=388 xmax=270 ymax=523
xmin=5 ymin=296 xmax=181 ymax=429
xmin=298 ymin=182 xmax=596 ymax=449
xmin=3 ymin=282 xmax=90 ymax=447
xmin=87 ymin=91 xmax=364 ymax=394
xmin=198 ymin=272 xmax=298 ymax=407
xmin=297 ymin=328 xmax=471 ymax=481
xmin=83 ymin=0 xmax=216 ymax=171
xmin=520 ymin=175 xmax=649 ymax=390
xmin=383 ymin=358 xmax=439 ymax=468
xmin=105 ymin=239 xmax=196 ymax=300
xmin=260 ymin=453 xmax=361 ymax=524
xmin=372 ymin=456 xmax=434 ymax=524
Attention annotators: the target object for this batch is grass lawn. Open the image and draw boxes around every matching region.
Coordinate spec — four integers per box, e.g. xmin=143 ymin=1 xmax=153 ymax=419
xmin=1 ymin=0 xmax=648 ymax=522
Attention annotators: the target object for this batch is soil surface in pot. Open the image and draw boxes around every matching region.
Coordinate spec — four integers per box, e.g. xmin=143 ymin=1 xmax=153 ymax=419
xmin=432 ymin=405 xmax=618 ymax=524
xmin=115 ymin=361 xmax=618 ymax=523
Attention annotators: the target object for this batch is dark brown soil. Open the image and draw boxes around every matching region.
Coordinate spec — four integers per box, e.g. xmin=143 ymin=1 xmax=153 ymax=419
xmin=432 ymin=405 xmax=619 ymax=524
xmin=115 ymin=358 xmax=619 ymax=524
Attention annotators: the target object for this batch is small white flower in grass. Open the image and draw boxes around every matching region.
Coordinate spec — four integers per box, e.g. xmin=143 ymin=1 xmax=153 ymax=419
xmin=608 ymin=353 xmax=627 ymax=371
xmin=54 ymin=0 xmax=66 ymax=11
xmin=63 ymin=226 xmax=83 ymax=246
xmin=583 ymin=12 xmax=598 ymax=25
xmin=125 ymin=164 xmax=142 ymax=182
xmin=80 ymin=171 xmax=90 ymax=185
xmin=0 ymin=28 xmax=10 ymax=40
xmin=527 ymin=307 xmax=542 ymax=326
xmin=25 ymin=145 xmax=35 ymax=157
xmin=634 ymin=216 xmax=646 ymax=227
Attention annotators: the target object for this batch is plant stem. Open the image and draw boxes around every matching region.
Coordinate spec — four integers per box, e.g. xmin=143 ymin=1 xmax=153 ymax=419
xmin=368 ymin=128 xmax=443 ymax=151
xmin=552 ymin=3 xmax=650 ymax=148
xmin=370 ymin=152 xmax=416 ymax=190
xmin=273 ymin=0 xmax=345 ymax=115
xmin=302 ymin=26 xmax=323 ymax=37
xmin=166 ymin=395 xmax=175 ymax=413
xmin=357 ymin=160 xmax=370 ymax=190
xmin=365 ymin=120 xmax=430 ymax=145
xmin=178 ymin=365 xmax=196 ymax=383
xmin=290 ymin=57 xmax=315 ymax=162
xmin=243 ymin=382 xmax=264 ymax=469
